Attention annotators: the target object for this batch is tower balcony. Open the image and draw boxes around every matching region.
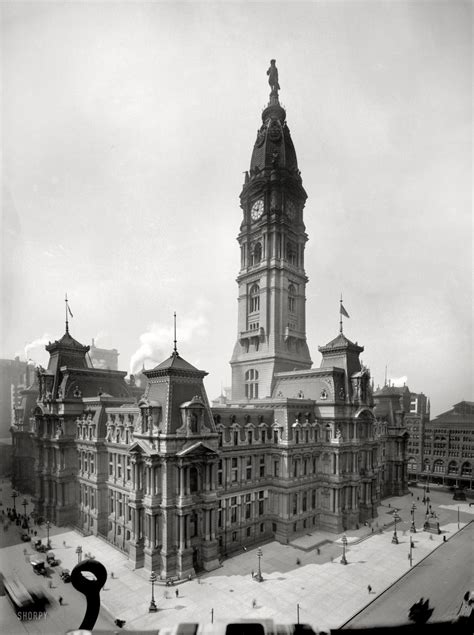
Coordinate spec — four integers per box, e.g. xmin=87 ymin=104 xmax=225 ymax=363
xmin=239 ymin=326 xmax=265 ymax=345
xmin=283 ymin=326 xmax=306 ymax=343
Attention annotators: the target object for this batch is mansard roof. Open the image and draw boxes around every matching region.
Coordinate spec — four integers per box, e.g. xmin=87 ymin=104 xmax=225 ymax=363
xmin=318 ymin=332 xmax=364 ymax=353
xmin=46 ymin=330 xmax=90 ymax=354
xmin=145 ymin=351 xmax=203 ymax=375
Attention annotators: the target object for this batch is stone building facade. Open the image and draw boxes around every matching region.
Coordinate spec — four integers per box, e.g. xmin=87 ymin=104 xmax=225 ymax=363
xmin=11 ymin=64 xmax=409 ymax=578
xmin=418 ymin=401 xmax=474 ymax=491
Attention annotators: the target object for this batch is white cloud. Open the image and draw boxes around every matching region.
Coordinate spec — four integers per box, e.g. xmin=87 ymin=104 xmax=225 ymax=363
xmin=129 ymin=314 xmax=208 ymax=375
xmin=389 ymin=376 xmax=408 ymax=388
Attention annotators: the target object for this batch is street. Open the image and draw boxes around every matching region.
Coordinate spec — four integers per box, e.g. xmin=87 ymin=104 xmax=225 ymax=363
xmin=0 ymin=479 xmax=118 ymax=634
xmin=342 ymin=520 xmax=474 ymax=628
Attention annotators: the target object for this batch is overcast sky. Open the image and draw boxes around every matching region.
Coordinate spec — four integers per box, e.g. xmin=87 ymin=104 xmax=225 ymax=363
xmin=1 ymin=1 xmax=471 ymax=416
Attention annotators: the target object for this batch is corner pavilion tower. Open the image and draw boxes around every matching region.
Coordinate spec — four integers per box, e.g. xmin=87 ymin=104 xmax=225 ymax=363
xmin=230 ymin=62 xmax=312 ymax=401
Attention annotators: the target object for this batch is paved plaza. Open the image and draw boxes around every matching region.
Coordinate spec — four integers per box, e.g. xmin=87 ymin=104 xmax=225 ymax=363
xmin=1 ymin=481 xmax=473 ymax=633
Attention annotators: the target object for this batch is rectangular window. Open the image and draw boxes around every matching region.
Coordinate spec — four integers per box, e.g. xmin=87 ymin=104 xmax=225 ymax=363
xmin=261 ymin=429 xmax=266 ymax=443
xmin=232 ymin=531 xmax=237 ymax=541
xmin=109 ymin=455 xmax=113 ymax=476
xmin=245 ymin=493 xmax=251 ymax=519
xmin=274 ymin=460 xmax=280 ymax=477
xmin=260 ymin=523 xmax=264 ymax=533
xmin=217 ymin=460 xmax=223 ymax=486
xmin=126 ymin=456 xmax=131 ymax=482
xmin=260 ymin=457 xmax=265 ymax=478
xmin=232 ymin=457 xmax=238 ymax=482
xmin=233 ymin=431 xmax=239 ymax=445
xmin=258 ymin=500 xmax=264 ymax=515
xmin=247 ymin=430 xmax=253 ymax=444
xmin=246 ymin=456 xmax=252 ymax=480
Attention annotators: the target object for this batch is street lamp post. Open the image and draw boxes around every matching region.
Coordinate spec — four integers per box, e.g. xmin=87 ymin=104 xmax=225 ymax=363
xmin=46 ymin=521 xmax=51 ymax=548
xmin=297 ymin=603 xmax=300 ymax=625
xmin=410 ymin=503 xmax=417 ymax=533
xmin=22 ymin=498 xmax=28 ymax=517
xmin=11 ymin=491 xmax=18 ymax=515
xmin=457 ymin=506 xmax=460 ymax=529
xmin=340 ymin=534 xmax=348 ymax=565
xmin=392 ymin=512 xmax=401 ymax=544
xmin=149 ymin=570 xmax=158 ymax=612
xmin=255 ymin=547 xmax=263 ymax=582
xmin=408 ymin=540 xmax=413 ymax=567
xmin=76 ymin=545 xmax=82 ymax=564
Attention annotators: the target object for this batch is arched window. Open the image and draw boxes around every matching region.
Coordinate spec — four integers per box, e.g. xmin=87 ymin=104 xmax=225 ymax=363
xmin=249 ymin=284 xmax=260 ymax=313
xmin=251 ymin=242 xmax=262 ymax=265
xmin=245 ymin=369 xmax=259 ymax=399
xmin=433 ymin=460 xmax=444 ymax=473
xmin=408 ymin=457 xmax=417 ymax=472
xmin=448 ymin=461 xmax=458 ymax=475
xmin=288 ymin=283 xmax=296 ymax=313
xmin=287 ymin=242 xmax=297 ymax=266
xmin=461 ymin=462 xmax=472 ymax=476
xmin=423 ymin=459 xmax=430 ymax=472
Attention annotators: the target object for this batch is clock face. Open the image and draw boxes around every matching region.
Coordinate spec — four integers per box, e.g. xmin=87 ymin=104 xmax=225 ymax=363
xmin=286 ymin=200 xmax=296 ymax=220
xmin=251 ymin=199 xmax=264 ymax=221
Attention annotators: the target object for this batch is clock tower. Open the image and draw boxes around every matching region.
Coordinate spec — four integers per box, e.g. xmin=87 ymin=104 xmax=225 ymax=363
xmin=230 ymin=61 xmax=312 ymax=400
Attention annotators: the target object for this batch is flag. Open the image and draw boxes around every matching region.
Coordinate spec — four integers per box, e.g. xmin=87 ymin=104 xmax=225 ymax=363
xmin=67 ymin=304 xmax=73 ymax=318
xmin=340 ymin=304 xmax=350 ymax=318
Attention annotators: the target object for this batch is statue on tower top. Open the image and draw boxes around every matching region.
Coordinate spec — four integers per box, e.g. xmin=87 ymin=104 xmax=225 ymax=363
xmin=267 ymin=59 xmax=280 ymax=97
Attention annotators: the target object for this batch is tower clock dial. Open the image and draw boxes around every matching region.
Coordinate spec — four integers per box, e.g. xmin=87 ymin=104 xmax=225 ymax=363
xmin=286 ymin=200 xmax=296 ymax=220
xmin=251 ymin=199 xmax=264 ymax=221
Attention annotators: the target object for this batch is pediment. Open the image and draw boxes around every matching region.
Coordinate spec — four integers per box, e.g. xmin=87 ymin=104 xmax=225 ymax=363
xmin=176 ymin=441 xmax=219 ymax=458
xmin=128 ymin=439 xmax=153 ymax=456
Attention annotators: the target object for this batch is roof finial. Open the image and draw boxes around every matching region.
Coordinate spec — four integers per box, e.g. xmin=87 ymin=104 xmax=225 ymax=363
xmin=384 ymin=364 xmax=388 ymax=387
xmin=173 ymin=311 xmax=178 ymax=355
xmin=65 ymin=293 xmax=73 ymax=333
xmin=339 ymin=294 xmax=350 ymax=333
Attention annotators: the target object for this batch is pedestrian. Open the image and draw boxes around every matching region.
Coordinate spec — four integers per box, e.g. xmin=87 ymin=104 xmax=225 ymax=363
xmin=251 ymin=570 xmax=254 ymax=578
xmin=59 ymin=596 xmax=63 ymax=606
xmin=367 ymin=585 xmax=372 ymax=594
xmin=316 ymin=548 xmax=320 ymax=555
xmin=429 ymin=534 xmax=433 ymax=540
xmin=443 ymin=535 xmax=447 ymax=542
xmin=371 ymin=527 xmax=374 ymax=533
xmin=252 ymin=599 xmax=257 ymax=609
xmin=49 ymin=581 xmax=53 ymax=588
xmin=34 ymin=530 xmax=37 ymax=537
xmin=111 ymin=571 xmax=115 ymax=579
xmin=175 ymin=589 xmax=179 ymax=598
xmin=417 ymin=496 xmax=419 ymax=501
xmin=63 ymin=540 xmax=66 ymax=547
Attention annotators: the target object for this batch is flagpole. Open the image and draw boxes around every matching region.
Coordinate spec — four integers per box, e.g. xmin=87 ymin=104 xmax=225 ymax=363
xmin=173 ymin=312 xmax=178 ymax=355
xmin=65 ymin=293 xmax=69 ymax=334
xmin=339 ymin=294 xmax=343 ymax=334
